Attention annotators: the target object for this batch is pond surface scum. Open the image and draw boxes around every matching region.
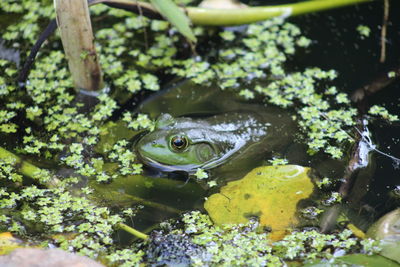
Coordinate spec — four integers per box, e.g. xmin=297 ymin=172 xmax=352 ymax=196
xmin=0 ymin=0 xmax=400 ymax=266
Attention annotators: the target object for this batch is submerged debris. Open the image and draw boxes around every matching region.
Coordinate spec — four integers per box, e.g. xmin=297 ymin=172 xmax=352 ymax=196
xmin=146 ymin=231 xmax=207 ymax=266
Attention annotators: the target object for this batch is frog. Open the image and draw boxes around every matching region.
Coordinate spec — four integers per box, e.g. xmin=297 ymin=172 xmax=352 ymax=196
xmin=135 ymin=109 xmax=295 ymax=177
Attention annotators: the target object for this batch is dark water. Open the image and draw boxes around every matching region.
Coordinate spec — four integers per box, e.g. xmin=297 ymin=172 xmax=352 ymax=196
xmin=124 ymin=82 xmax=346 ymax=231
xmin=1 ymin=0 xmax=398 ymax=234
xmin=113 ymin=82 xmax=308 ymax=231
xmin=129 ymin=0 xmax=400 ymax=230
xmin=289 ymin=0 xmax=400 ymax=222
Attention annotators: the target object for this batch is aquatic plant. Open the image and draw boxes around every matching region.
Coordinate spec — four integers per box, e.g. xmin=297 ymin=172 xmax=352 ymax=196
xmin=0 ymin=0 xmax=398 ymax=265
xmin=139 ymin=211 xmax=382 ymax=266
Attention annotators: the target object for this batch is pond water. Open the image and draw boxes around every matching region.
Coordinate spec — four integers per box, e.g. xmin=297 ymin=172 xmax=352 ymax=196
xmin=119 ymin=0 xmax=400 ymax=234
xmin=97 ymin=79 xmax=353 ymax=233
xmin=291 ymin=1 xmax=400 ymax=225
xmin=94 ymin=81 xmax=306 ymax=230
xmin=114 ymin=1 xmax=400 ymax=233
xmin=0 ymin=0 xmax=399 ymax=264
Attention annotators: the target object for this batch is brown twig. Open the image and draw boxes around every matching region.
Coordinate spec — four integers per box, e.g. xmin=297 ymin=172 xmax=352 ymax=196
xmin=379 ymin=0 xmax=389 ymax=63
xmin=18 ymin=20 xmax=57 ymax=84
xmin=320 ymin=118 xmax=370 ymax=232
xmin=338 ymin=120 xmax=368 ymax=198
xmin=135 ymin=0 xmax=149 ymax=50
xmin=91 ymin=0 xmax=162 ymax=19
xmin=351 ymin=66 xmax=400 ymax=111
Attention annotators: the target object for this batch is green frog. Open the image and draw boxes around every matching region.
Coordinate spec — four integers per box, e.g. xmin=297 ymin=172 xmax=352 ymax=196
xmin=135 ymin=110 xmax=294 ymax=175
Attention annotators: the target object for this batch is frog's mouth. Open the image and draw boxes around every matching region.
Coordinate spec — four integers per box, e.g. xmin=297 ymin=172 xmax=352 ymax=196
xmin=138 ymin=156 xmax=202 ymax=174
xmin=130 ymin=130 xmax=149 ymax=146
xmin=201 ymin=139 xmax=245 ymax=169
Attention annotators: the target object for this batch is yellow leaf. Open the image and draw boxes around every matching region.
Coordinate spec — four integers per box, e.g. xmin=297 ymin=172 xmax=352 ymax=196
xmin=0 ymin=232 xmax=24 ymax=255
xmin=204 ymin=165 xmax=315 ymax=241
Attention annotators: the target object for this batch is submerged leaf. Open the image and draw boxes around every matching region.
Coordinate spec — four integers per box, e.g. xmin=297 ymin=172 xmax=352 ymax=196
xmin=367 ymin=208 xmax=400 ymax=263
xmin=150 ymin=0 xmax=196 ymax=43
xmin=204 ymin=165 xmax=315 ymax=241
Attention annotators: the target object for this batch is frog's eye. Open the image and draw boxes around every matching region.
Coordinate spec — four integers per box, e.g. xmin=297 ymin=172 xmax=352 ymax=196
xmin=170 ymin=135 xmax=188 ymax=151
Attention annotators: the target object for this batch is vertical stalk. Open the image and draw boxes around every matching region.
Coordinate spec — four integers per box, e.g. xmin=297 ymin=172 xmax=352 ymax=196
xmin=54 ymin=0 xmax=103 ymax=91
xmin=379 ymin=0 xmax=389 ymax=63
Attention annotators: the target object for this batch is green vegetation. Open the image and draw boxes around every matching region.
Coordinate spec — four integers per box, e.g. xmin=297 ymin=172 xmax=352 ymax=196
xmin=0 ymin=0 xmax=398 ymax=265
xmin=187 ymin=0 xmax=372 ymax=26
xmin=150 ymin=0 xmax=196 ymax=42
xmin=369 ymin=105 xmax=399 ymax=122
xmin=357 ymin=24 xmax=371 ymax=38
xmin=142 ymin=211 xmax=381 ymax=266
xmin=0 ymin=166 xmax=125 ymax=259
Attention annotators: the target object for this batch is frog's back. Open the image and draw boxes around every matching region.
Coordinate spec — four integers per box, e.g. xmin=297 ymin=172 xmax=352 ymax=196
xmin=203 ymin=109 xmax=295 ymax=179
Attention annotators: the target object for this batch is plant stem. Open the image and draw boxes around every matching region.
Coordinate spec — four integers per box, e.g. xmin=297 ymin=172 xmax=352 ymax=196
xmin=93 ymin=0 xmax=371 ymax=26
xmin=118 ymin=222 xmax=149 ymax=240
xmin=90 ymin=183 xmax=182 ymax=214
xmin=0 ymin=146 xmax=181 ymax=214
xmin=187 ymin=0 xmax=372 ymax=26
xmin=0 ymin=146 xmax=43 ymax=179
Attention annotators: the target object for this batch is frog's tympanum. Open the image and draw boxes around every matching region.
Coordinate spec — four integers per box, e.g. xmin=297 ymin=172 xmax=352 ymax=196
xmin=135 ymin=112 xmax=291 ymax=173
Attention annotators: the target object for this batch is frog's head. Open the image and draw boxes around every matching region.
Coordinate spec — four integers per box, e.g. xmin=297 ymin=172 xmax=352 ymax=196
xmin=135 ymin=113 xmax=220 ymax=173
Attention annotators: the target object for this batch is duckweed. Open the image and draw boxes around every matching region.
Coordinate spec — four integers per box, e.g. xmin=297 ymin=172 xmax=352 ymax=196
xmin=0 ymin=0 xmax=386 ymax=265
xmin=108 ymin=140 xmax=142 ymax=176
xmin=369 ymin=105 xmax=399 ymax=122
xmin=122 ymin=112 xmax=155 ymax=131
xmin=268 ymin=157 xmax=289 ymax=166
xmin=0 ymin=158 xmax=23 ymax=183
xmin=0 ymin=163 xmax=137 ymax=261
xmin=357 ymin=24 xmax=371 ymax=38
xmin=194 ymin=168 xmax=208 ymax=180
xmin=143 ymin=211 xmax=381 ymax=266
